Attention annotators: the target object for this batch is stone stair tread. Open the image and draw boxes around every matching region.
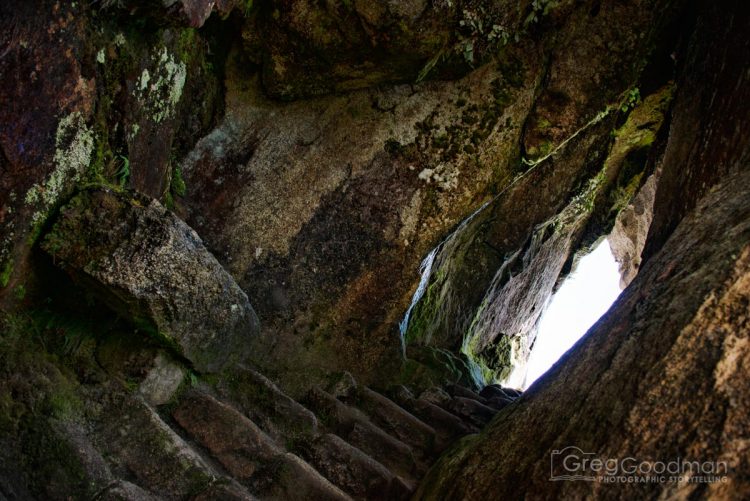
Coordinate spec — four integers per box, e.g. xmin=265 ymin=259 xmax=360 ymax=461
xmin=216 ymin=365 xmax=319 ymax=446
xmin=93 ymin=394 xmax=232 ymax=500
xmin=340 ymin=386 xmax=439 ymax=461
xmin=477 ymin=384 xmax=522 ymax=410
xmin=416 ymin=386 xmax=497 ymax=428
xmin=305 ymin=433 xmax=412 ymax=500
xmin=418 ymin=386 xmax=453 ymax=408
xmin=96 ymin=480 xmax=160 ymax=501
xmin=445 ymin=396 xmax=498 ymax=428
xmin=445 ymin=383 xmax=488 ymax=404
xmin=391 ymin=387 xmax=479 ymax=443
xmin=172 ymin=391 xmax=351 ymax=501
xmin=94 ymin=370 xmax=501 ymax=501
xmin=190 ymin=480 xmax=258 ymax=500
xmin=304 ymin=387 xmax=423 ymax=486
xmin=478 ymin=384 xmax=522 ymax=401
xmin=484 ymin=395 xmax=515 ymax=411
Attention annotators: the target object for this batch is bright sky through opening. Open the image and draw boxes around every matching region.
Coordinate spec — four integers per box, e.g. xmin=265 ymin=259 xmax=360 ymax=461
xmin=523 ymin=239 xmax=622 ymax=389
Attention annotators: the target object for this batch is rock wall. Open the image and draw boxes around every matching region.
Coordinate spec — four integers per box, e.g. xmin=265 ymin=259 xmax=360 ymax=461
xmin=1 ymin=0 xmax=689 ymax=394
xmin=180 ymin=0 xmax=683 ymax=392
xmin=181 ymin=40 xmax=543 ymax=392
xmin=418 ymin=168 xmax=750 ymax=500
xmin=0 ymin=0 xmax=223 ymax=308
xmin=415 ymin=2 xmax=750 ymax=496
xmin=404 ymin=84 xmax=674 ymax=386
xmin=1 ymin=0 xmax=749 ymax=497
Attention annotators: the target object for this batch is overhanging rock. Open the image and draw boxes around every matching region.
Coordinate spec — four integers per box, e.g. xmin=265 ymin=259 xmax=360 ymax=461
xmin=42 ymin=188 xmax=259 ymax=373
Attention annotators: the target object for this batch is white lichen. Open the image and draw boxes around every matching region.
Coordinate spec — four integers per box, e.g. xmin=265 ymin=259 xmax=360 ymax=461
xmin=133 ymin=46 xmax=187 ymax=124
xmin=25 ymin=112 xmax=94 ymax=224
xmin=96 ymin=48 xmax=106 ymax=64
xmin=129 ymin=123 xmax=140 ymax=140
xmin=114 ymin=32 xmax=126 ymax=47
xmin=138 ymin=68 xmax=151 ymax=91
xmin=418 ymin=163 xmax=459 ymax=191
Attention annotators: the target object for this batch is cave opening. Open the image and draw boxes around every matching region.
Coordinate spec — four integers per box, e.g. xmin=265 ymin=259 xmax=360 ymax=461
xmin=521 ymin=239 xmax=622 ymax=389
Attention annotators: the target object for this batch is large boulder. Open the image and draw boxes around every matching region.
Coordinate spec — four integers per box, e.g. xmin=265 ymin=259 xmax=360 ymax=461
xmin=42 ymin=188 xmax=259 ymax=373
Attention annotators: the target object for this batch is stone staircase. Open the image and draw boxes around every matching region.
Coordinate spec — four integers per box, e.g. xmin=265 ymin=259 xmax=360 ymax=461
xmin=32 ymin=187 xmax=523 ymax=500
xmin=89 ymin=366 xmax=521 ymax=500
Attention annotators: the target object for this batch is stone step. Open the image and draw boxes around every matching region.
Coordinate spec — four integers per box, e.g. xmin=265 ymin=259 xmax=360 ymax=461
xmin=484 ymin=395 xmax=516 ymax=411
xmin=93 ymin=394 xmax=246 ymax=500
xmin=303 ymin=433 xmax=412 ymax=500
xmin=215 ymin=365 xmax=319 ymax=446
xmin=418 ymin=386 xmax=497 ymax=428
xmin=390 ymin=386 xmax=478 ymax=445
xmin=445 ymin=383 xmax=488 ymax=404
xmin=172 ymin=391 xmax=351 ymax=501
xmin=339 ymin=386 xmax=439 ymax=461
xmin=304 ymin=387 xmax=423 ymax=488
xmin=190 ymin=481 xmax=258 ymax=500
xmin=418 ymin=386 xmax=454 ymax=408
xmin=478 ymin=384 xmax=522 ymax=401
xmin=445 ymin=396 xmax=498 ymax=428
xmin=503 ymin=387 xmax=523 ymax=398
xmin=477 ymin=384 xmax=522 ymax=410
xmin=96 ymin=480 xmax=160 ymax=501
xmin=216 ymin=370 xmax=414 ymax=499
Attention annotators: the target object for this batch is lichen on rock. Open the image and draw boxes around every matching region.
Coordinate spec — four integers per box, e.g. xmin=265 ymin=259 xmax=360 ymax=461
xmin=133 ymin=46 xmax=187 ymax=125
xmin=24 ymin=112 xmax=94 ymax=226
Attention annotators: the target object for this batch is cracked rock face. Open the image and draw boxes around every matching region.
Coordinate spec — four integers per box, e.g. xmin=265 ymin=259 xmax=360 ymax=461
xmin=416 ymin=164 xmax=750 ymax=501
xmin=242 ymin=0 xmax=527 ymax=100
xmin=41 ymin=188 xmax=259 ymax=373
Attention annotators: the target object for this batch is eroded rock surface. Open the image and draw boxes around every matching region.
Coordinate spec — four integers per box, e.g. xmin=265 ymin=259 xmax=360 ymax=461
xmin=404 ymin=82 xmax=674 ymax=386
xmin=0 ymin=0 xmax=222 ymax=307
xmin=42 ymin=188 xmax=259 ymax=373
xmin=243 ymin=0 xmax=529 ymax=100
xmin=181 ymin=0 xmax=681 ymax=392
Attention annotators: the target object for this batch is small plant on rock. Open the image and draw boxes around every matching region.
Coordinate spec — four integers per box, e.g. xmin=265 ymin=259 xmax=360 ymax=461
xmin=115 ymin=155 xmax=130 ymax=188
